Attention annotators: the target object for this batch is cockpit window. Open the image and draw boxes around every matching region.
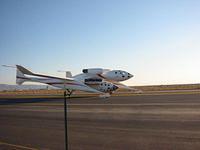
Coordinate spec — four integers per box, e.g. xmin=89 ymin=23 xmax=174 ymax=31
xmin=115 ymin=72 xmax=117 ymax=74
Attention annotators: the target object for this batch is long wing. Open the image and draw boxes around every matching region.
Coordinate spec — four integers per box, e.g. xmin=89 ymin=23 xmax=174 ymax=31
xmin=16 ymin=65 xmax=103 ymax=94
xmin=16 ymin=65 xmax=72 ymax=81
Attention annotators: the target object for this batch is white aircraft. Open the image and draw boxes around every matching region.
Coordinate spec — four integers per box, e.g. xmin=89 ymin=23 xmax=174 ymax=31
xmin=16 ymin=65 xmax=134 ymax=97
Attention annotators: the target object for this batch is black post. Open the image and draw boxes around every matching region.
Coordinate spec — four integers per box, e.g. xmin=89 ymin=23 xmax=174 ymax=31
xmin=64 ymin=91 xmax=68 ymax=150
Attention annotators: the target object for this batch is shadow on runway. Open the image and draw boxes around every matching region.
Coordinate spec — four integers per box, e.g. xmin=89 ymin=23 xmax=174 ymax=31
xmin=0 ymin=96 xmax=97 ymax=105
xmin=0 ymin=98 xmax=62 ymax=105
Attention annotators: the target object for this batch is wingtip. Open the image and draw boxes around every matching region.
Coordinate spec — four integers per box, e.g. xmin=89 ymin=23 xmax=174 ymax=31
xmin=2 ymin=65 xmax=16 ymax=68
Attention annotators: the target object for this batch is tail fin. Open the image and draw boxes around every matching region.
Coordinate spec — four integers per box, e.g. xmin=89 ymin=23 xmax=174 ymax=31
xmin=16 ymin=65 xmax=33 ymax=85
xmin=66 ymin=71 xmax=72 ymax=78
xmin=16 ymin=65 xmax=34 ymax=75
xmin=58 ymin=70 xmax=72 ymax=78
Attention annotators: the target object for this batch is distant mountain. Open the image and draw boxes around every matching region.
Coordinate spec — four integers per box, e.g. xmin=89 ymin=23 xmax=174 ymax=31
xmin=0 ymin=84 xmax=57 ymax=91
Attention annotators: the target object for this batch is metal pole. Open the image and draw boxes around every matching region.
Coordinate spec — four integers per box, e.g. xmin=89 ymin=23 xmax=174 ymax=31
xmin=64 ymin=91 xmax=68 ymax=150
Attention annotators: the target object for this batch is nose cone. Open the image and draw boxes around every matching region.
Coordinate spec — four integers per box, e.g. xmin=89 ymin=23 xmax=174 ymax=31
xmin=113 ymin=85 xmax=118 ymax=91
xmin=127 ymin=73 xmax=134 ymax=78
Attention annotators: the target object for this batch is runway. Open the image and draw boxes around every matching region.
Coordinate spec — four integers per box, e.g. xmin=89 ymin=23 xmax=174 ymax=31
xmin=0 ymin=94 xmax=200 ymax=150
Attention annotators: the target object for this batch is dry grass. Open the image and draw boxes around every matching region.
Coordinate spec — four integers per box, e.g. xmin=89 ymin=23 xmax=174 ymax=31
xmin=0 ymin=84 xmax=199 ymax=98
xmin=133 ymin=84 xmax=200 ymax=91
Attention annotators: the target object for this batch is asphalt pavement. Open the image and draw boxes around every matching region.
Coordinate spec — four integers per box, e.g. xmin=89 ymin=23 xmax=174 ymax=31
xmin=0 ymin=94 xmax=200 ymax=150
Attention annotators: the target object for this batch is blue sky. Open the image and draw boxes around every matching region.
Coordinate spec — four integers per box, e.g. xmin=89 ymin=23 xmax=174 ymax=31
xmin=0 ymin=0 xmax=200 ymax=85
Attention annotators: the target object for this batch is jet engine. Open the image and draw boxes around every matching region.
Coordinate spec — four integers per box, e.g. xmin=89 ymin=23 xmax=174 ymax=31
xmin=101 ymin=70 xmax=133 ymax=81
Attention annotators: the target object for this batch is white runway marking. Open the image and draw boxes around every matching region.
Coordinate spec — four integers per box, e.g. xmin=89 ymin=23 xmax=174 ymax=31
xmin=0 ymin=141 xmax=38 ymax=150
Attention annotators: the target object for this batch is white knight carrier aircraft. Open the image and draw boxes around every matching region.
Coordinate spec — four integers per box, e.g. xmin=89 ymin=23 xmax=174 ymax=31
xmin=16 ymin=65 xmax=134 ymax=97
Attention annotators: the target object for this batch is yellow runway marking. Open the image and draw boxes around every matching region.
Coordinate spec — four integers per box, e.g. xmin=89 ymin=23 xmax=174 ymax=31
xmin=0 ymin=141 xmax=38 ymax=150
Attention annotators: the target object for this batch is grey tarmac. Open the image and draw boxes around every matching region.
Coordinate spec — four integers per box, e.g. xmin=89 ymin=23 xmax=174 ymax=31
xmin=0 ymin=94 xmax=200 ymax=150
